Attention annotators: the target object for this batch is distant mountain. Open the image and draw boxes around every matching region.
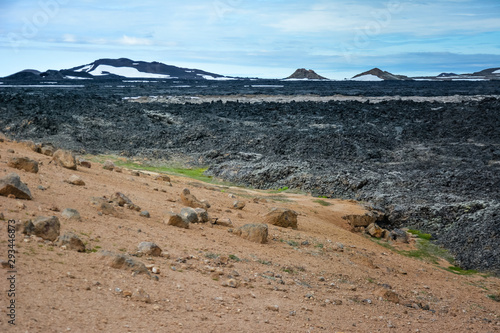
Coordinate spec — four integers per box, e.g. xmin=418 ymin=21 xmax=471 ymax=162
xmin=437 ymin=73 xmax=458 ymax=78
xmin=285 ymin=68 xmax=329 ymax=80
xmin=351 ymin=68 xmax=412 ymax=81
xmin=4 ymin=58 xmax=234 ymax=80
xmin=413 ymin=67 xmax=500 ymax=81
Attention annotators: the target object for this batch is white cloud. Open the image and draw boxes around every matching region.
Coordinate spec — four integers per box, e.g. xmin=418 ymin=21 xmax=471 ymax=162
xmin=62 ymin=34 xmax=76 ymax=42
xmin=118 ymin=35 xmax=152 ymax=46
xmin=267 ymin=1 xmax=500 ymax=37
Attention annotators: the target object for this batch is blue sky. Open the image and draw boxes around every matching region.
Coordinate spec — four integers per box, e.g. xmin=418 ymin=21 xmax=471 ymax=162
xmin=1 ymin=0 xmax=499 ymax=79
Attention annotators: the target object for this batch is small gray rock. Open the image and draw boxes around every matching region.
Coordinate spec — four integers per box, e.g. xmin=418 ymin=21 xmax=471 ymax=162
xmin=98 ymin=250 xmax=150 ymax=275
xmin=32 ymin=216 xmax=60 ymax=241
xmin=233 ymin=201 xmax=246 ymax=210
xmin=137 ymin=242 xmax=162 ymax=256
xmin=56 ymin=232 xmax=86 ymax=252
xmin=140 ymin=211 xmax=150 ymax=218
xmin=194 ymin=208 xmax=210 ymax=223
xmin=103 ymin=160 xmax=115 ymax=171
xmin=389 ymin=229 xmax=409 ymax=243
xmin=65 ymin=175 xmax=85 ymax=186
xmin=61 ymin=208 xmax=81 ymax=221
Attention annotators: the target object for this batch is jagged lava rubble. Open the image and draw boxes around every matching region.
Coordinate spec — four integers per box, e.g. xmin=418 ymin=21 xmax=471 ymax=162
xmin=0 ymin=81 xmax=499 ymax=274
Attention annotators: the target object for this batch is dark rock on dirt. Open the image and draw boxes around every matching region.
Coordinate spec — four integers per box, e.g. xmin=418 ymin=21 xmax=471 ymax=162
xmin=8 ymin=157 xmax=39 ymax=173
xmin=166 ymin=212 xmax=190 ymax=229
xmin=61 ymin=208 xmax=81 ymax=221
xmin=32 ymin=216 xmax=61 ymax=241
xmin=264 ymin=208 xmax=298 ymax=230
xmin=0 ymin=173 xmax=32 ymax=200
xmin=137 ymin=242 xmax=162 ymax=256
xmin=180 ymin=188 xmax=210 ymax=209
xmin=56 ymin=232 xmax=86 ymax=252
xmin=98 ymin=250 xmax=150 ymax=275
xmin=52 ymin=150 xmax=77 ymax=170
xmin=180 ymin=207 xmax=198 ymax=223
xmin=234 ymin=223 xmax=268 ymax=244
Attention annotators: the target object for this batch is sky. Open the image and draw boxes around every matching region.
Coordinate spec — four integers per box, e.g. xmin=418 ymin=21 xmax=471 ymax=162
xmin=0 ymin=0 xmax=499 ymax=79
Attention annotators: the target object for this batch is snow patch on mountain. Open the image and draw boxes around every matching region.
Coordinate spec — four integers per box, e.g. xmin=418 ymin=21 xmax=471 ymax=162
xmin=196 ymin=74 xmax=236 ymax=81
xmin=351 ymin=74 xmax=384 ymax=82
xmin=88 ymin=65 xmax=174 ymax=79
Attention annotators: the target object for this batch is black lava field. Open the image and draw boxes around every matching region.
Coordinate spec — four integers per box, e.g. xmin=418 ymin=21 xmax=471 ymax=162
xmin=1 ymin=80 xmax=499 ymax=274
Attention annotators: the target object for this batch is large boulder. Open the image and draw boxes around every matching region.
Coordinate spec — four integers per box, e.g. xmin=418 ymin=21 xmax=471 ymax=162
xmin=0 ymin=173 xmax=32 ymax=200
xmin=32 ymin=216 xmax=60 ymax=241
xmin=264 ymin=208 xmax=298 ymax=230
xmin=342 ymin=213 xmax=376 ymax=228
xmin=366 ymin=223 xmax=385 ymax=238
xmin=165 ymin=213 xmax=189 ymax=229
xmin=234 ymin=224 xmax=268 ymax=244
xmin=8 ymin=157 xmax=39 ymax=173
xmin=180 ymin=188 xmax=210 ymax=209
xmin=180 ymin=207 xmax=199 ymax=223
xmin=56 ymin=232 xmax=86 ymax=252
xmin=52 ymin=150 xmax=77 ymax=170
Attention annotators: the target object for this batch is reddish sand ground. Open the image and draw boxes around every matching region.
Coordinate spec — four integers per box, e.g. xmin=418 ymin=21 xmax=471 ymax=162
xmin=0 ymin=139 xmax=499 ymax=332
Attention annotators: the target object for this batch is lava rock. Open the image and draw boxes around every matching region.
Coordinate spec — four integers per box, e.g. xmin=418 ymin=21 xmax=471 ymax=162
xmin=165 ymin=212 xmax=189 ymax=229
xmin=56 ymin=232 xmax=86 ymax=252
xmin=234 ymin=223 xmax=268 ymax=244
xmin=52 ymin=150 xmax=77 ymax=170
xmin=264 ymin=208 xmax=298 ymax=229
xmin=180 ymin=207 xmax=198 ymax=223
xmin=0 ymin=173 xmax=32 ymax=200
xmin=8 ymin=157 xmax=39 ymax=173
xmin=180 ymin=188 xmax=210 ymax=209
xmin=32 ymin=216 xmax=60 ymax=241
xmin=65 ymin=175 xmax=85 ymax=186
xmin=61 ymin=208 xmax=81 ymax=221
xmin=137 ymin=242 xmax=162 ymax=256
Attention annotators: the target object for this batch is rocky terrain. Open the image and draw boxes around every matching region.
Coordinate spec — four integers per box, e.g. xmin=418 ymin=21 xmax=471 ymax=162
xmin=1 ymin=135 xmax=500 ymax=332
xmin=0 ymin=81 xmax=499 ymax=277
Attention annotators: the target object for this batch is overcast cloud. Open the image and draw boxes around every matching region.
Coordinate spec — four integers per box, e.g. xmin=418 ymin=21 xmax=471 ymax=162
xmin=0 ymin=0 xmax=499 ymax=79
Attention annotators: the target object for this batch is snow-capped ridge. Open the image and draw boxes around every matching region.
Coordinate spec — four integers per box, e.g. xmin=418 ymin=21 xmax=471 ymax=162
xmin=65 ymin=58 xmax=229 ymax=80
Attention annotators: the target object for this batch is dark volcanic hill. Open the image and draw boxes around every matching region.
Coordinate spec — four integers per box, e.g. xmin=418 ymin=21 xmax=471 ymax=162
xmin=352 ymin=68 xmax=412 ymax=81
xmin=286 ymin=68 xmax=328 ymax=80
xmin=4 ymin=58 xmax=231 ymax=80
